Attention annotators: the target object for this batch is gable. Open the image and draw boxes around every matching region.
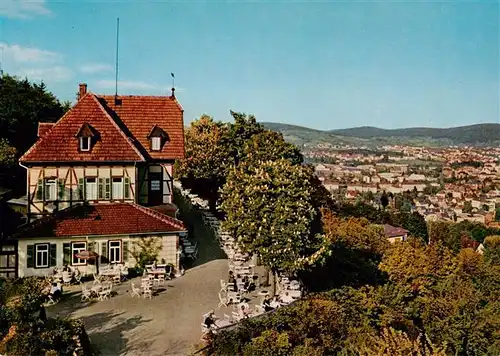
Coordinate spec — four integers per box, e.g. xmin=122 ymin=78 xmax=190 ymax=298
xmin=20 ymin=94 xmax=144 ymax=163
xmin=98 ymin=95 xmax=184 ymax=160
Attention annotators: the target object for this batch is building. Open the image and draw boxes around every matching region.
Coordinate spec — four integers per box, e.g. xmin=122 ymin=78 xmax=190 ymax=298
xmin=383 ymin=224 xmax=409 ymax=243
xmin=14 ymin=203 xmax=185 ymax=277
xmin=6 ymin=83 xmax=187 ymax=278
xmin=19 ymin=84 xmax=184 ymax=220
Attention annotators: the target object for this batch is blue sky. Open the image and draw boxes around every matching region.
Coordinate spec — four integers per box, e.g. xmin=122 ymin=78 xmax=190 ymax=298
xmin=0 ymin=0 xmax=498 ymax=130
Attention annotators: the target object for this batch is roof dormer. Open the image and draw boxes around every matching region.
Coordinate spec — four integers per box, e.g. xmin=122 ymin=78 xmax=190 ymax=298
xmin=76 ymin=123 xmax=97 ymax=152
xmin=147 ymin=125 xmax=169 ymax=151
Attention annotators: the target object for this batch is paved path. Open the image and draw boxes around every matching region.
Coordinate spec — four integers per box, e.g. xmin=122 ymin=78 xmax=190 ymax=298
xmin=48 ymin=260 xmax=227 ymax=356
xmin=48 ymin=199 xmax=229 ymax=356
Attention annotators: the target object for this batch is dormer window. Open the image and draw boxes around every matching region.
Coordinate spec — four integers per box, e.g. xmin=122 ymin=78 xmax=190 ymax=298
xmin=75 ymin=123 xmax=97 ymax=152
xmin=148 ymin=125 xmax=169 ymax=152
xmin=151 ymin=137 xmax=161 ymax=151
xmin=80 ymin=137 xmax=91 ymax=151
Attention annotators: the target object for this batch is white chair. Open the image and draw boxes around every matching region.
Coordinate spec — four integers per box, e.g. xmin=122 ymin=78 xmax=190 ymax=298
xmin=98 ymin=282 xmax=112 ymax=301
xmin=220 ymin=279 xmax=227 ymax=291
xmin=143 ymin=285 xmax=152 ymax=299
xmin=130 ymin=282 xmax=141 ymax=298
xmin=217 ymin=292 xmax=228 ymax=308
xmin=231 ymin=311 xmax=242 ymax=321
xmin=62 ymin=271 xmax=72 ymax=285
xmin=112 ymin=274 xmax=121 ymax=285
xmin=157 ymin=274 xmax=165 ymax=285
xmin=81 ymin=283 xmax=92 ymax=302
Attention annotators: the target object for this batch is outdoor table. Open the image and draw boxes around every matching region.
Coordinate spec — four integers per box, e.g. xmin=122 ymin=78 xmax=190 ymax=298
xmin=215 ymin=320 xmax=232 ymax=328
xmin=148 ymin=269 xmax=165 ymax=275
xmin=91 ymin=284 xmax=102 ymax=297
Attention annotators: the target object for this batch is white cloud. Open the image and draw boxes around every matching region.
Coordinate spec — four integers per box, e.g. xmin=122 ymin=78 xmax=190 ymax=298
xmin=0 ymin=42 xmax=59 ymax=63
xmin=19 ymin=66 xmax=74 ymax=82
xmin=0 ymin=42 xmax=72 ymax=82
xmin=94 ymin=79 xmax=185 ymax=93
xmin=79 ymin=63 xmax=114 ymax=74
xmin=0 ymin=0 xmax=51 ymax=19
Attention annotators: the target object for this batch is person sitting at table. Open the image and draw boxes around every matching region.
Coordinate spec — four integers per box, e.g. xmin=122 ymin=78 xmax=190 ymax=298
xmin=228 ymin=275 xmax=236 ymax=291
xmin=204 ymin=311 xmax=217 ymax=330
xmin=262 ymin=295 xmax=273 ymax=312
xmin=239 ymin=304 xmax=250 ymax=319
xmin=48 ymin=282 xmax=62 ymax=303
xmin=280 ymin=291 xmax=294 ymax=305
xmin=62 ymin=264 xmax=71 ymax=272
xmin=242 ymin=276 xmax=252 ymax=291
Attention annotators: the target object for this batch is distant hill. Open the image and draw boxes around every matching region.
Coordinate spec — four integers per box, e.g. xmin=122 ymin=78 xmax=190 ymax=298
xmin=261 ymin=122 xmax=500 ymax=147
xmin=329 ymin=124 xmax=500 ymax=144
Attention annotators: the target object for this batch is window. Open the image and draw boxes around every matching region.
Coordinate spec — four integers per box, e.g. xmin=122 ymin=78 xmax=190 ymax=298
xmin=85 ymin=177 xmax=97 ymax=200
xmin=108 ymin=241 xmax=121 ymax=263
xmin=151 ymin=137 xmax=161 ymax=151
xmin=112 ymin=178 xmax=124 ymax=199
xmin=151 ymin=180 xmax=161 ymax=191
xmin=71 ymin=242 xmax=87 ymax=265
xmin=45 ymin=179 xmax=57 ymax=201
xmin=35 ymin=244 xmax=49 ymax=268
xmin=80 ymin=137 xmax=91 ymax=151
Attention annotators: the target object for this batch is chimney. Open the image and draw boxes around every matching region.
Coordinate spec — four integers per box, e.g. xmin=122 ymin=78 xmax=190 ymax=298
xmin=78 ymin=83 xmax=88 ymax=100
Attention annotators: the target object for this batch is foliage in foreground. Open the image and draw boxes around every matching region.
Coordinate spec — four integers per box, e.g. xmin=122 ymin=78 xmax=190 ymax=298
xmin=0 ymin=277 xmax=92 ymax=356
xmin=205 ymin=235 xmax=500 ymax=355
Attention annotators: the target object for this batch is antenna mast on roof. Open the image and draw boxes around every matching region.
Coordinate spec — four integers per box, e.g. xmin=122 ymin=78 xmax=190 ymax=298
xmin=115 ymin=17 xmax=120 ymax=97
xmin=171 ymin=72 xmax=175 ymax=97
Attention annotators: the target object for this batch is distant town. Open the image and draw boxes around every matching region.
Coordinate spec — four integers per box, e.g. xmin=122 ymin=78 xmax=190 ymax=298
xmin=305 ymin=144 xmax=500 ymax=227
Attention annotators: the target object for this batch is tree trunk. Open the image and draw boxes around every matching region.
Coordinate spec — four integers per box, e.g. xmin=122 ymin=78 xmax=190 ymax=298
xmin=264 ymin=267 xmax=270 ymax=287
xmin=271 ymin=271 xmax=278 ymax=297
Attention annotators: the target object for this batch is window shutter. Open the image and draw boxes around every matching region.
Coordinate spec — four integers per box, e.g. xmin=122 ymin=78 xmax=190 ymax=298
xmin=44 ymin=181 xmax=50 ymax=200
xmin=58 ymin=179 xmax=65 ymax=200
xmin=105 ymin=178 xmax=111 ymax=200
xmin=98 ymin=178 xmax=104 ymax=199
xmin=88 ymin=241 xmax=94 ymax=252
xmin=123 ymin=241 xmax=129 ymax=262
xmin=27 ymin=245 xmax=34 ymax=268
xmin=63 ymin=243 xmax=71 ymax=265
xmin=50 ymin=244 xmax=57 ymax=266
xmin=101 ymin=242 xmax=108 ymax=264
xmin=36 ymin=180 xmax=43 ymax=201
xmin=78 ymin=178 xmax=85 ymax=200
xmin=124 ymin=177 xmax=130 ymax=199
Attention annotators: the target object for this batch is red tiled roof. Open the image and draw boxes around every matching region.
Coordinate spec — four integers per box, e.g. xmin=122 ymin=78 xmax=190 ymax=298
xmin=98 ymin=95 xmax=185 ymax=160
xmin=16 ymin=203 xmax=186 ymax=238
xmin=38 ymin=122 xmax=54 ymax=139
xmin=383 ymin=224 xmax=409 ymax=238
xmin=21 ymin=94 xmax=144 ymax=163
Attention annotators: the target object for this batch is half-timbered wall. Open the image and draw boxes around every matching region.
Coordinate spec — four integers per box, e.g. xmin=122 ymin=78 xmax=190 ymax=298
xmin=28 ymin=165 xmax=136 ymax=217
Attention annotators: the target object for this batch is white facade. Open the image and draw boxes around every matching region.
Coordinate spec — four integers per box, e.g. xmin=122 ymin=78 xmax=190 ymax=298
xmin=17 ymin=233 xmax=179 ymax=277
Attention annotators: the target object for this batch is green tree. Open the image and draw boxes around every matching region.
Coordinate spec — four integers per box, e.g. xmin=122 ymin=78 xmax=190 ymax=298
xmin=483 ymin=235 xmax=500 ymax=265
xmin=0 ymin=139 xmax=17 ymax=167
xmin=225 ymin=111 xmax=265 ymax=166
xmin=174 ymin=115 xmax=232 ymax=209
xmin=242 ymin=130 xmax=303 ymax=166
xmin=0 ymin=74 xmax=66 ymax=154
xmin=220 ymin=159 xmax=320 ymax=274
